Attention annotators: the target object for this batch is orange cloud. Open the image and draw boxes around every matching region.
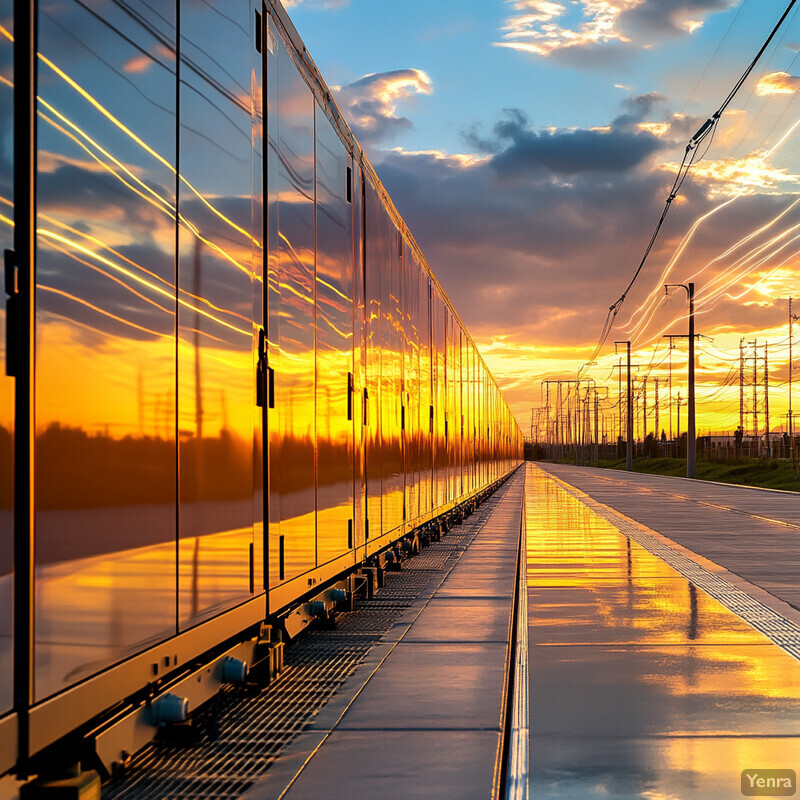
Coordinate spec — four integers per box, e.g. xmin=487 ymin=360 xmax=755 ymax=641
xmin=495 ymin=0 xmax=632 ymax=57
xmin=334 ymin=69 xmax=433 ymax=146
xmin=495 ymin=0 xmax=734 ymax=59
xmin=755 ymin=71 xmax=800 ymax=97
xmin=123 ymin=54 xmax=152 ymax=74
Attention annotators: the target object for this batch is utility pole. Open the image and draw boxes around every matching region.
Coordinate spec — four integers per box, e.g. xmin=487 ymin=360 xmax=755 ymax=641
xmin=764 ymin=342 xmax=770 ymax=458
xmin=789 ymin=299 xmax=799 ymax=441
xmin=663 ymin=334 xmax=685 ymax=450
xmin=617 ymin=359 xmax=623 ymax=444
xmin=665 ymin=283 xmax=696 ymax=477
xmin=543 ymin=380 xmax=580 ymax=459
xmin=654 ymin=377 xmax=660 ymax=439
xmin=687 ymin=283 xmax=696 ymax=478
xmin=676 ymin=392 xmax=686 ymax=440
xmin=615 ymin=341 xmax=633 ymax=471
xmin=669 ymin=342 xmax=673 ymax=442
xmin=556 ymin=381 xmax=562 ymax=455
xmin=752 ymin=339 xmax=758 ymax=448
xmin=739 ymin=338 xmax=745 ymax=434
xmin=642 ymin=375 xmax=648 ymax=440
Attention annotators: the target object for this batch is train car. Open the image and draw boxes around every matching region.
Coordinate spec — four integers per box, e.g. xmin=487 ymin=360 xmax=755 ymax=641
xmin=0 ymin=0 xmax=523 ymax=780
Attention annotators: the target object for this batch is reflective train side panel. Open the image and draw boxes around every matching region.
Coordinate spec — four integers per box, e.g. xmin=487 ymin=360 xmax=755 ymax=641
xmin=0 ymin=0 xmax=523 ymax=774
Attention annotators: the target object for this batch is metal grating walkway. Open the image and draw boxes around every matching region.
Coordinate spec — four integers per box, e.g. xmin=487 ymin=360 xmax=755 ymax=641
xmin=102 ymin=482 xmax=513 ymax=800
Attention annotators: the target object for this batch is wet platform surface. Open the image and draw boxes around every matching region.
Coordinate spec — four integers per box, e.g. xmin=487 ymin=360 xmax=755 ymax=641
xmin=244 ymin=473 xmax=524 ymax=800
xmin=527 ymin=464 xmax=800 ymax=799
xmin=541 ymin=463 xmax=800 ymax=611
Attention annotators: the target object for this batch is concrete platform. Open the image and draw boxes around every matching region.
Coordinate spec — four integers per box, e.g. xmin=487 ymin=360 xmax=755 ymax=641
xmin=243 ymin=472 xmax=525 ymax=800
xmin=540 ymin=463 xmax=800 ymax=611
xmin=526 ymin=464 xmax=800 ymax=800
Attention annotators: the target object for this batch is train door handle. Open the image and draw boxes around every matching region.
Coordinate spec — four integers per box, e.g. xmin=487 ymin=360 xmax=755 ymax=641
xmin=5 ymin=249 xmax=20 ymax=378
xmin=256 ymin=328 xmax=275 ymax=408
xmin=347 ymin=372 xmax=354 ymax=421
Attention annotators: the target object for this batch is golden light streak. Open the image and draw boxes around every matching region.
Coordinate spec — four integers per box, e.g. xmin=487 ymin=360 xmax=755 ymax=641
xmin=625 ymin=115 xmax=800 ymax=347
xmin=38 ymin=101 xmax=173 ymax=213
xmin=316 ymin=274 xmax=350 ymax=302
xmin=36 ymin=51 xmax=262 ymax=249
xmin=624 ymin=196 xmax=738 ymax=340
xmin=39 ymin=213 xmax=251 ymax=324
xmin=38 ymin=229 xmax=250 ymax=337
xmin=42 ymin=237 xmax=173 ymax=316
xmin=37 ymin=285 xmax=169 ymax=339
xmin=37 ymin=105 xmax=257 ymax=281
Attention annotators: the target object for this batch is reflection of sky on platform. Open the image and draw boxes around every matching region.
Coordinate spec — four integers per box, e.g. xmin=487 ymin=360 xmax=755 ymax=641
xmin=287 ymin=0 xmax=800 ymax=434
xmin=526 ymin=466 xmax=800 ymax=799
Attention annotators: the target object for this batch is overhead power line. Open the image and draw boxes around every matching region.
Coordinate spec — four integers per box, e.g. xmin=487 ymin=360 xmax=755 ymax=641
xmin=581 ymin=0 xmax=800 ymax=375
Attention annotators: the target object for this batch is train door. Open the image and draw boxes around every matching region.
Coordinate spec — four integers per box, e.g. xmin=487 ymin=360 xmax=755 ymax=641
xmin=420 ymin=275 xmax=432 ymax=514
xmin=176 ymin=0 xmax=261 ymax=632
xmin=352 ymin=166 xmax=366 ymax=562
xmin=314 ymin=106 xmax=355 ymax=569
xmin=402 ymin=253 xmax=420 ymax=526
xmin=33 ymin=0 xmax=180 ymax=702
xmin=265 ymin=11 xmax=317 ymax=606
xmin=363 ymin=182 xmax=382 ymax=553
xmin=0 ymin=0 xmax=13 ymax=733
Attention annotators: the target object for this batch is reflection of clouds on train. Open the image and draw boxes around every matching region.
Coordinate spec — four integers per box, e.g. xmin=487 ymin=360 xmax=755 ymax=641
xmin=0 ymin=0 xmax=13 ymax=719
xmin=0 ymin=0 xmax=521 ymax=765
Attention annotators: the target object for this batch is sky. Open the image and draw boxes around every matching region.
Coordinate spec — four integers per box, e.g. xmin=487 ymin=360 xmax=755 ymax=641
xmin=284 ymin=0 xmax=800 ymax=441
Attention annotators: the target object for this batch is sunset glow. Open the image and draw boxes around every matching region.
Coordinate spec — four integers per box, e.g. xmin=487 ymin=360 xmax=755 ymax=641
xmin=290 ymin=0 xmax=800 ymax=446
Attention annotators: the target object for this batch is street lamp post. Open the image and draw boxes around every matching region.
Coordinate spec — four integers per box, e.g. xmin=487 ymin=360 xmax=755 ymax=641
xmin=665 ymin=283 xmax=696 ymax=479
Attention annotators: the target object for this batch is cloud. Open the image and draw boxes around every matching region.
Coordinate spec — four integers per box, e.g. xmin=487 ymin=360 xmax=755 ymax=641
xmin=494 ymin=0 xmax=737 ymax=62
xmin=333 ymin=69 xmax=433 ymax=146
xmin=612 ymin=91 xmax=666 ymax=129
xmin=669 ymin=154 xmax=800 ymax=197
xmin=495 ymin=0 xmax=632 ymax=58
xmin=464 ymin=103 xmax=665 ymax=178
xmin=755 ymin=71 xmax=800 ymax=97
xmin=376 ymin=139 xmax=796 ymax=424
xmin=282 ymin=0 xmax=348 ymax=9
xmin=619 ymin=0 xmax=738 ymax=35
xmin=366 ymin=90 xmax=800 ymax=425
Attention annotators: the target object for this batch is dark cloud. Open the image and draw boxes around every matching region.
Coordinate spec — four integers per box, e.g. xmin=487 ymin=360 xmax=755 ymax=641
xmin=547 ymin=42 xmax=634 ymax=70
xmin=372 ymin=90 xmax=788 ymax=359
xmin=465 ymin=107 xmax=664 ymax=179
xmin=612 ymin=92 xmax=667 ymax=130
xmin=620 ymin=0 xmax=739 ymax=36
xmin=376 ymin=143 xmax=669 ymax=343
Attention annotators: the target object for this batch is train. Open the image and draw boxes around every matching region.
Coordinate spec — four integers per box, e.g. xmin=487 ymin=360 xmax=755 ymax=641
xmin=0 ymin=0 xmax=523 ymax=783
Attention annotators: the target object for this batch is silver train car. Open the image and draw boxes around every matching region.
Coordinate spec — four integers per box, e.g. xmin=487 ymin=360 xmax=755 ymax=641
xmin=0 ymin=0 xmax=523 ymax=778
